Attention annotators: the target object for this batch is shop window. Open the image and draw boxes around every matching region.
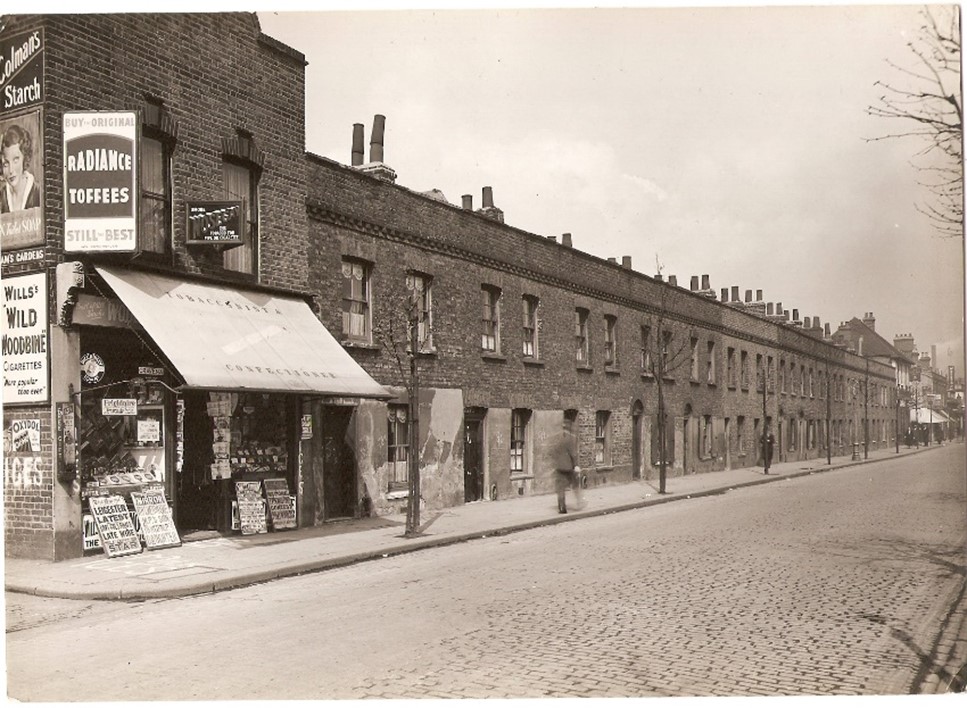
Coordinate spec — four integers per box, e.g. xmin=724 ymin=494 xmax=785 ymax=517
xmin=522 ymin=295 xmax=540 ymax=358
xmin=575 ymin=308 xmax=590 ymax=364
xmin=406 ymin=272 xmax=433 ymax=350
xmin=595 ymin=410 xmax=611 ymax=465
xmin=387 ymin=405 xmax=409 ymax=491
xmin=510 ymin=408 xmax=530 ymax=474
xmin=481 ymin=285 xmax=501 ymax=353
xmin=604 ymin=315 xmax=618 ymax=367
xmin=342 ymin=258 xmax=372 ymax=343
xmin=221 ymin=129 xmax=263 ymax=276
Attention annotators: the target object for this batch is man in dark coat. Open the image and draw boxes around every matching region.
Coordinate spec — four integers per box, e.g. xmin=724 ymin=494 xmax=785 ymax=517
xmin=551 ymin=419 xmax=582 ymax=513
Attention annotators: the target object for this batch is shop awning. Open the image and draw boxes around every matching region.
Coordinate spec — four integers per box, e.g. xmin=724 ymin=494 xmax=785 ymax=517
xmin=910 ymin=407 xmax=952 ymax=425
xmin=96 ymin=265 xmax=390 ymax=398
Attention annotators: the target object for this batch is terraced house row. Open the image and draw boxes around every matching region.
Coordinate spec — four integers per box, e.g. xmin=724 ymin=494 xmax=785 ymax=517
xmin=1 ymin=13 xmax=897 ymax=561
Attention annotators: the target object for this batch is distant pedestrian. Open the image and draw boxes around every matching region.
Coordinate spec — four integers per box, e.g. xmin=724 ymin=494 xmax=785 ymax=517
xmin=551 ymin=419 xmax=582 ymax=513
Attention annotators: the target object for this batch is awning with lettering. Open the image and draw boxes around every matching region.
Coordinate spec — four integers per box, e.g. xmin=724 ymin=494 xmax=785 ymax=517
xmin=95 ymin=265 xmax=390 ymax=398
xmin=910 ymin=407 xmax=952 ymax=425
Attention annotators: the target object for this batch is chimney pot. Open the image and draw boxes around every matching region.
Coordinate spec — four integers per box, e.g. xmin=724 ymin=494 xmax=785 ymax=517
xmin=547 ymin=235 xmax=557 ymax=242
xmin=701 ymin=274 xmax=710 ymax=290
xmin=562 ymin=233 xmax=572 ymax=248
xmin=824 ymin=322 xmax=831 ymax=337
xmin=792 ymin=308 xmax=799 ymax=321
xmin=461 ymin=194 xmax=473 ymax=210
xmin=690 ymin=276 xmax=699 ymax=291
xmin=608 ymin=257 xmax=618 ymax=264
xmin=721 ymin=288 xmax=729 ymax=302
xmin=731 ymin=286 xmax=740 ymax=301
xmin=370 ymin=114 xmax=386 ymax=163
xmin=668 ymin=275 xmax=678 ymax=287
xmin=755 ymin=289 xmax=763 ymax=302
xmin=745 ymin=289 xmax=753 ymax=303
xmin=621 ymin=256 xmax=632 ymax=269
xmin=352 ymin=123 xmax=365 ymax=166
xmin=767 ymin=303 xmax=774 ymax=315
xmin=482 ymin=186 xmax=494 ymax=208
xmin=655 ymin=273 xmax=664 ymax=282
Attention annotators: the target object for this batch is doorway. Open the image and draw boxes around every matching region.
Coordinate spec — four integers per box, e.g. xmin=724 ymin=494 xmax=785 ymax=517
xmin=320 ymin=407 xmax=356 ymax=519
xmin=463 ymin=408 xmax=485 ymax=502
xmin=631 ymin=400 xmax=643 ymax=480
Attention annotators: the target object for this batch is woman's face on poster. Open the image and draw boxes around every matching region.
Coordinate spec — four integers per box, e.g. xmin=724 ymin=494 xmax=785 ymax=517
xmin=2 ymin=141 xmax=26 ymax=187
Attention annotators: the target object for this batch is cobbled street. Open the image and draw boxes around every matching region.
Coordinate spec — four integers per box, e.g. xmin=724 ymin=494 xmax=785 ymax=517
xmin=6 ymin=445 xmax=966 ymax=700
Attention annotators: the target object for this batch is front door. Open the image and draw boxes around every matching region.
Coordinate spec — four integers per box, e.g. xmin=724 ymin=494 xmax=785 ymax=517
xmin=631 ymin=401 xmax=643 ymax=480
xmin=321 ymin=407 xmax=356 ymax=519
xmin=464 ymin=409 xmax=485 ymax=502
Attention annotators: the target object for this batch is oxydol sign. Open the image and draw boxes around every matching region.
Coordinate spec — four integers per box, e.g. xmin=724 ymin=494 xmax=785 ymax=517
xmin=63 ymin=111 xmax=138 ymax=253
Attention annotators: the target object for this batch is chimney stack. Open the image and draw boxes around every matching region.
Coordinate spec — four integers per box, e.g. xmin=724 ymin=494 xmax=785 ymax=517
xmin=755 ymin=289 xmax=763 ymax=302
xmin=731 ymin=286 xmax=740 ymax=302
xmin=370 ymin=114 xmax=385 ymax=163
xmin=562 ymin=233 xmax=572 ymax=248
xmin=462 ymin=194 xmax=473 ymax=210
xmin=862 ymin=311 xmax=876 ymax=332
xmin=702 ymin=274 xmax=710 ymax=291
xmin=824 ymin=322 xmax=831 ymax=338
xmin=721 ymin=288 xmax=729 ymax=302
xmin=477 ymin=186 xmax=504 ymax=223
xmin=351 ymin=123 xmax=365 ymax=166
xmin=608 ymin=257 xmax=618 ymax=264
xmin=690 ymin=275 xmax=699 ymax=291
xmin=745 ymin=289 xmax=753 ymax=303
xmin=622 ymin=256 xmax=632 ymax=269
xmin=767 ymin=303 xmax=774 ymax=315
xmin=668 ymin=275 xmax=678 ymax=287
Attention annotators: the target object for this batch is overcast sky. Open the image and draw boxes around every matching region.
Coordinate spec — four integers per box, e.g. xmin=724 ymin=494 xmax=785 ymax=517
xmin=254 ymin=3 xmax=963 ymax=374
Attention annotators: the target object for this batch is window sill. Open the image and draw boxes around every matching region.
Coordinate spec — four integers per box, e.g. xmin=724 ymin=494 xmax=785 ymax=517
xmin=482 ymin=352 xmax=506 ymax=362
xmin=576 ymin=364 xmax=594 ymax=373
xmin=341 ymin=340 xmax=380 ymax=351
xmin=662 ymin=376 xmax=675 ymax=383
xmin=641 ymin=373 xmax=655 ymax=381
xmin=522 ymin=357 xmax=545 ymax=368
xmin=386 ymin=490 xmax=409 ymax=500
xmin=605 ymin=366 xmax=620 ymax=375
xmin=592 ymin=465 xmax=614 ymax=473
xmin=707 ymin=382 xmax=717 ymax=388
xmin=509 ymin=474 xmax=533 ymax=482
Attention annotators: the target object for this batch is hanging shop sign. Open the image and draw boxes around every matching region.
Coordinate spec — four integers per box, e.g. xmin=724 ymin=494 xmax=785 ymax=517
xmin=0 ymin=28 xmax=44 ymax=113
xmin=2 ymin=271 xmax=49 ymax=405
xmin=102 ymin=398 xmax=137 ymax=416
xmin=0 ymin=107 xmax=44 ymax=250
xmin=63 ymin=111 xmax=138 ymax=253
xmin=88 ymin=494 xmax=142 ymax=558
xmin=80 ymin=351 xmax=105 ymax=384
xmin=185 ymin=201 xmax=244 ymax=246
xmin=73 ymin=294 xmax=138 ymax=330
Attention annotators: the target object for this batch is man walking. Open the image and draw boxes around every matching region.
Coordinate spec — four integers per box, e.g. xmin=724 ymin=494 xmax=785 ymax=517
xmin=552 ymin=419 xmax=582 ymax=513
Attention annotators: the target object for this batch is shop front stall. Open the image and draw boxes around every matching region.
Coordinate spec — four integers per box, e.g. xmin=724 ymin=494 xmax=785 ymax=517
xmin=70 ymin=264 xmax=388 ymax=553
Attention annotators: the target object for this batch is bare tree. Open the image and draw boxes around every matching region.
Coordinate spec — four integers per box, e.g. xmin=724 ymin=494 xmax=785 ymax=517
xmin=641 ymin=258 xmax=692 ymax=494
xmin=373 ymin=275 xmax=433 ymax=536
xmin=867 ymin=6 xmax=962 ymax=238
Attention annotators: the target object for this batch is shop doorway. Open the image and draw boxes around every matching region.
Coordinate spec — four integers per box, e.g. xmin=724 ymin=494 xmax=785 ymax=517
xmin=463 ymin=408 xmax=485 ymax=502
xmin=321 ymin=407 xmax=356 ymax=520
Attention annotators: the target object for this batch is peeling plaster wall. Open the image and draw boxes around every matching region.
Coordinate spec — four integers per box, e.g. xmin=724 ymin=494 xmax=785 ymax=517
xmin=359 ymin=388 xmax=464 ymax=517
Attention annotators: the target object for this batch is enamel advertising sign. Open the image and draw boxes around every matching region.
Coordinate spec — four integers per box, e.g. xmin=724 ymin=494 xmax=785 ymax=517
xmin=0 ymin=29 xmax=44 ymax=114
xmin=2 ymin=271 xmax=49 ymax=405
xmin=63 ymin=111 xmax=138 ymax=253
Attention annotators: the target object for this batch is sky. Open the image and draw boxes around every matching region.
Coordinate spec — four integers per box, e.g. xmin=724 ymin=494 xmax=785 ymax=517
xmin=253 ymin=2 xmax=965 ymax=376
xmin=36 ymin=1 xmax=966 ymax=376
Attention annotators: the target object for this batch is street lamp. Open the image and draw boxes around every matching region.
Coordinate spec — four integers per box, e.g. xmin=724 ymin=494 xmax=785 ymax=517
xmin=895 ymin=385 xmax=900 ymax=454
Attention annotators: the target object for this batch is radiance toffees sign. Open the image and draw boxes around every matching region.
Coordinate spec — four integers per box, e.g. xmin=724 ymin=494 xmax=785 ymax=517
xmin=63 ymin=111 xmax=138 ymax=253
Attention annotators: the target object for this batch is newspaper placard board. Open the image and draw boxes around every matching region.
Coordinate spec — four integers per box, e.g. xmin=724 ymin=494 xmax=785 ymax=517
xmin=88 ymin=494 xmax=142 ymax=557
xmin=263 ymin=478 xmax=296 ymax=530
xmin=235 ymin=481 xmax=267 ymax=535
xmin=131 ymin=489 xmax=180 ymax=549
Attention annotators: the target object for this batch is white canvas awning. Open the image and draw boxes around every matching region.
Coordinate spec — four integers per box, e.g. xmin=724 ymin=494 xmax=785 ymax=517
xmin=909 ymin=407 xmax=952 ymax=425
xmin=96 ymin=265 xmax=389 ymax=398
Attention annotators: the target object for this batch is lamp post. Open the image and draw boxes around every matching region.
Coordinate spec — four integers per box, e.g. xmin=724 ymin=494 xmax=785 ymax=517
xmin=864 ymin=360 xmax=869 ymax=460
xmin=826 ymin=367 xmax=832 ymax=465
xmin=895 ymin=385 xmax=900 ymax=454
xmin=762 ymin=362 xmax=771 ymax=474
xmin=850 ymin=378 xmax=860 ymax=461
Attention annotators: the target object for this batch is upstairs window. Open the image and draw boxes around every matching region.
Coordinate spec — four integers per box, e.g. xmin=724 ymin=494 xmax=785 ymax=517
xmin=341 ymin=258 xmax=372 ymax=343
xmin=522 ymin=295 xmax=539 ymax=358
xmin=140 ymin=97 xmax=177 ymax=255
xmin=640 ymin=325 xmax=652 ymax=373
xmin=407 ymin=272 xmax=433 ymax=350
xmin=604 ymin=315 xmax=618 ymax=367
xmin=706 ymin=341 xmax=716 ymax=384
xmin=575 ymin=308 xmax=590 ymax=363
xmin=727 ymin=347 xmax=736 ymax=387
xmin=740 ymin=350 xmax=749 ymax=389
xmin=220 ymin=130 xmax=263 ymax=276
xmin=481 ymin=285 xmax=501 ymax=353
xmin=690 ymin=337 xmax=699 ymax=380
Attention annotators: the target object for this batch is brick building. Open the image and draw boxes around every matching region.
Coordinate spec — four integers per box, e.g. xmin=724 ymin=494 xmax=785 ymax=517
xmin=1 ymin=13 xmax=898 ymax=561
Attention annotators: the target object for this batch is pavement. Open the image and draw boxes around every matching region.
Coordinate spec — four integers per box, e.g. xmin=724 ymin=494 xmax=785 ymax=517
xmin=4 ymin=443 xmax=945 ymax=601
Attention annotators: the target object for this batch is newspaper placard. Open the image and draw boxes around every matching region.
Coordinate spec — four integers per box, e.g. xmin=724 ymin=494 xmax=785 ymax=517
xmin=88 ymin=494 xmax=142 ymax=557
xmin=263 ymin=478 xmax=296 ymax=530
xmin=131 ymin=489 xmax=181 ymax=549
xmin=235 ymin=481 xmax=267 ymax=535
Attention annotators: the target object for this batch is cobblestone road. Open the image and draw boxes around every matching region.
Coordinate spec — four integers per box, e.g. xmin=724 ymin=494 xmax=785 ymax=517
xmin=7 ymin=445 xmax=965 ymax=700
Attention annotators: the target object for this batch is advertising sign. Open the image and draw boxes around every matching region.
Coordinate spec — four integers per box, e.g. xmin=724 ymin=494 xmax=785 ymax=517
xmin=2 ymin=271 xmax=48 ymax=404
xmin=0 ymin=29 xmax=44 ymax=114
xmin=0 ymin=109 xmax=44 ymax=250
xmin=185 ymin=201 xmax=244 ymax=245
xmin=63 ymin=111 xmax=138 ymax=253
xmin=88 ymin=494 xmax=142 ymax=558
xmin=131 ymin=489 xmax=180 ymax=550
xmin=101 ymin=398 xmax=137 ymax=416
